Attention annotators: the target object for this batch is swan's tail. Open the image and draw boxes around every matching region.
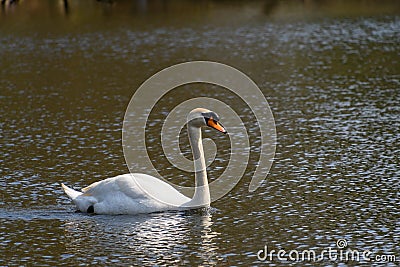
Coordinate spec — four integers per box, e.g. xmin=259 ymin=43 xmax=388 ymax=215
xmin=61 ymin=183 xmax=82 ymax=200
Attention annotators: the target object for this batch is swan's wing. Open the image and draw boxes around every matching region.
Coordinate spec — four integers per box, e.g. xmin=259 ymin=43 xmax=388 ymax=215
xmin=82 ymin=173 xmax=190 ymax=206
xmin=80 ymin=174 xmax=141 ymax=199
xmin=121 ymin=173 xmax=191 ymax=206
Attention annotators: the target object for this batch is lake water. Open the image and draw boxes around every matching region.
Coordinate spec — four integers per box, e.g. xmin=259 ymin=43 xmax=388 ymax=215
xmin=1 ymin=1 xmax=399 ymax=266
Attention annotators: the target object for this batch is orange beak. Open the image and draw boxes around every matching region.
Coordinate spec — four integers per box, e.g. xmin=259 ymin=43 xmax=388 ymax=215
xmin=207 ymin=119 xmax=227 ymax=134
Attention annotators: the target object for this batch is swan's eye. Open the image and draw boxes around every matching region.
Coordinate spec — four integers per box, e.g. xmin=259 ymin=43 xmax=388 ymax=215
xmin=201 ymin=112 xmax=220 ymax=123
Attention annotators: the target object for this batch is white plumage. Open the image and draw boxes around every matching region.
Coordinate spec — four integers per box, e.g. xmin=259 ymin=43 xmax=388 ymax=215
xmin=62 ymin=173 xmax=190 ymax=214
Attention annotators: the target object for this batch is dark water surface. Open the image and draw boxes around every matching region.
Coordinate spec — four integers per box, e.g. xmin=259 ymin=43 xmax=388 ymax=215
xmin=1 ymin=1 xmax=399 ymax=266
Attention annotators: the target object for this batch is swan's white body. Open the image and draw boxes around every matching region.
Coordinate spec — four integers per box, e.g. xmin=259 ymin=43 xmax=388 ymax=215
xmin=62 ymin=173 xmax=190 ymax=214
xmin=61 ymin=108 xmax=226 ymax=215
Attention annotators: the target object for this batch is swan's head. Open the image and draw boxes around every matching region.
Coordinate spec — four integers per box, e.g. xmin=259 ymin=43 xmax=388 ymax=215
xmin=187 ymin=108 xmax=227 ymax=134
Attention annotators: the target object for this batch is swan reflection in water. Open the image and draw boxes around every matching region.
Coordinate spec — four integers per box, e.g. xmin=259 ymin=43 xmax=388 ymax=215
xmin=63 ymin=210 xmax=221 ymax=265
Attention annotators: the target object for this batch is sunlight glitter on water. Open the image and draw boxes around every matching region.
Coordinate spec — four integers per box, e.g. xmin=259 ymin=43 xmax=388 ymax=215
xmin=1 ymin=1 xmax=399 ymax=266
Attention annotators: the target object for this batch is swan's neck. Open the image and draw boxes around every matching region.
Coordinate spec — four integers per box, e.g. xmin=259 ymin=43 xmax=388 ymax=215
xmin=186 ymin=125 xmax=210 ymax=208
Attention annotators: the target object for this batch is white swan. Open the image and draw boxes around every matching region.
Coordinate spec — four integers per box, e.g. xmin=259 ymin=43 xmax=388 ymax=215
xmin=61 ymin=108 xmax=227 ymax=215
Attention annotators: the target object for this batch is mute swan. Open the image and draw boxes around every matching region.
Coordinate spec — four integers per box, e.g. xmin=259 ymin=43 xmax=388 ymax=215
xmin=61 ymin=108 xmax=227 ymax=215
